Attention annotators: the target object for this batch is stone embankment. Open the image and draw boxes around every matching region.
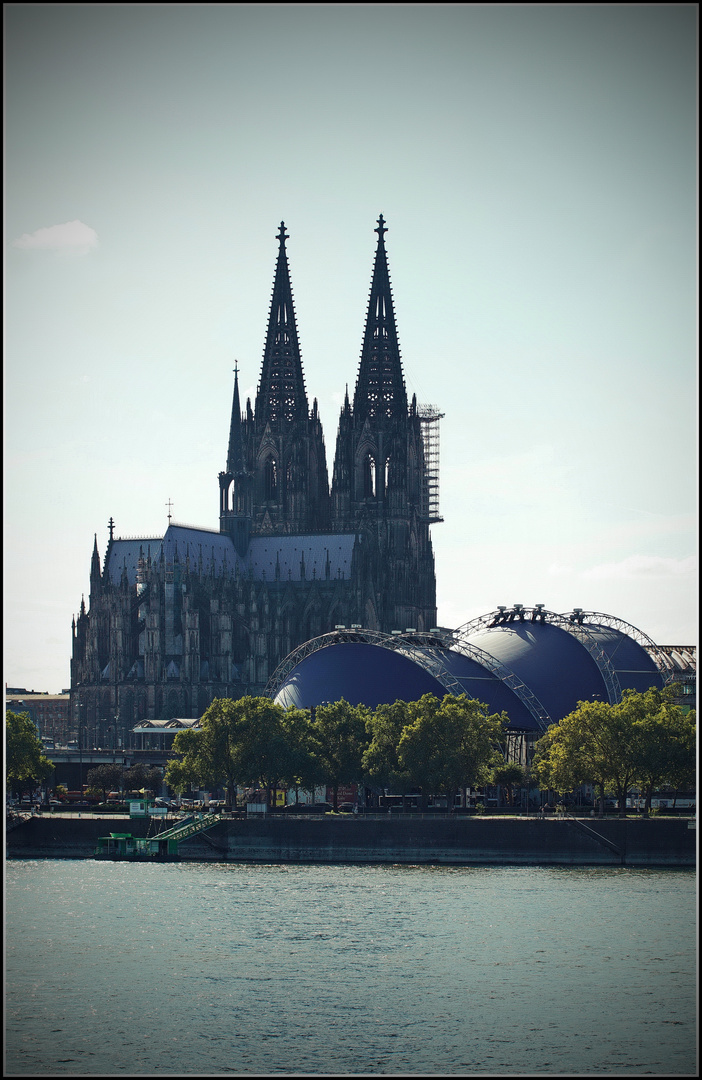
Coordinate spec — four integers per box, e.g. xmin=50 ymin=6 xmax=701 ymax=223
xmin=6 ymin=813 xmax=696 ymax=867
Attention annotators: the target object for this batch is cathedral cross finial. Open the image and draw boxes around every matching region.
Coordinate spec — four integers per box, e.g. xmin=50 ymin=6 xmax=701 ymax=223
xmin=276 ymin=221 xmax=288 ymax=246
xmin=375 ymin=214 xmax=387 ymax=240
xmin=108 ymin=516 xmax=115 ymax=542
xmin=166 ymin=498 xmax=173 ymax=524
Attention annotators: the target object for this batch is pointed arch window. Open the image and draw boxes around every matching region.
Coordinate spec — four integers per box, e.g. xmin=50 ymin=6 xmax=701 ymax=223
xmin=363 ymin=454 xmax=376 ymax=498
xmin=265 ymin=457 xmax=278 ymax=500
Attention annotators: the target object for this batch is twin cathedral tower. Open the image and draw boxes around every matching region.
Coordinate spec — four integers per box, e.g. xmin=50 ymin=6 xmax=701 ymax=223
xmin=71 ymin=217 xmax=442 ymax=744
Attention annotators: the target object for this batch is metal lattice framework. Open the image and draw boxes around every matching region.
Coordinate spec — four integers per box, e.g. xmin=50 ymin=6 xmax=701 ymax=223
xmin=454 ymin=606 xmax=624 ymax=704
xmin=446 ymin=634 xmax=553 ymax=731
xmin=265 ymin=628 xmax=452 ymax=699
xmin=265 ymin=627 xmax=553 ymax=731
xmin=266 ymin=608 xmax=671 ymax=721
xmin=558 ymin=610 xmax=676 ymax=688
xmin=418 ymin=405 xmax=444 ymax=523
xmin=454 ymin=606 xmax=671 ymax=704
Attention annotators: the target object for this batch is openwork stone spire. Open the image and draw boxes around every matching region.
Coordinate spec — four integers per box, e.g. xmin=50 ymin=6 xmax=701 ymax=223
xmin=255 ymin=222 xmax=308 ymax=426
xmin=353 ymin=214 xmax=407 ymax=422
xmin=226 ymin=363 xmax=244 ymax=475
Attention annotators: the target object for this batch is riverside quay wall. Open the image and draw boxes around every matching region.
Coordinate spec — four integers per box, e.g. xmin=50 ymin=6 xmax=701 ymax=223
xmin=6 ymin=814 xmax=696 ymax=867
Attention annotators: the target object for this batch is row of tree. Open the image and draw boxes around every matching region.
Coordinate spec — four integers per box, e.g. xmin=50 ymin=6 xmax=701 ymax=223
xmin=84 ymin=762 xmax=165 ymax=803
xmin=164 ymin=693 xmax=511 ymax=809
xmin=532 ymin=687 xmax=695 ymax=814
xmin=5 ymin=711 xmax=54 ymax=798
xmin=165 ymin=687 xmax=695 ymax=813
xmin=7 ymin=687 xmax=696 ymax=814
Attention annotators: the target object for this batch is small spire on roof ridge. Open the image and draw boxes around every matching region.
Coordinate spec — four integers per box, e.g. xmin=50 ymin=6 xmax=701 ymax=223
xmin=276 ymin=221 xmax=288 ymax=246
xmin=375 ymin=213 xmax=387 ymax=240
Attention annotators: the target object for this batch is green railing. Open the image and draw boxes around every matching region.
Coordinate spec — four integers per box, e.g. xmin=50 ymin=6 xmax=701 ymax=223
xmin=155 ymin=814 xmax=225 ymax=843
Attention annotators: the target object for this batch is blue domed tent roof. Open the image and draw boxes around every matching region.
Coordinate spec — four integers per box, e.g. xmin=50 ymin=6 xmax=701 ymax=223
xmin=269 ymin=610 xmax=667 ymax=732
xmin=273 ymin=641 xmax=443 ymax=711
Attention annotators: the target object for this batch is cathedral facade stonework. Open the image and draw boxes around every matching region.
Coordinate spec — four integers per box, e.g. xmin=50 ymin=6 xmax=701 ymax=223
xmin=70 ymin=218 xmax=439 ymax=746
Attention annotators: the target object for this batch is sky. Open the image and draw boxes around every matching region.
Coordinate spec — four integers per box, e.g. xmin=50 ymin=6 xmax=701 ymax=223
xmin=4 ymin=3 xmax=698 ymax=694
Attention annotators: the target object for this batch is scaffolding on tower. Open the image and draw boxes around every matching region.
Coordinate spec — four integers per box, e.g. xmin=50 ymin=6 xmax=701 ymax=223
xmin=418 ymin=404 xmax=444 ymax=523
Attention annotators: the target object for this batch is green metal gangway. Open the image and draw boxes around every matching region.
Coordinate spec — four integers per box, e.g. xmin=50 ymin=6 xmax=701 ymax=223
xmin=153 ymin=813 xmax=226 ymax=844
xmin=95 ymin=812 xmax=227 ymax=860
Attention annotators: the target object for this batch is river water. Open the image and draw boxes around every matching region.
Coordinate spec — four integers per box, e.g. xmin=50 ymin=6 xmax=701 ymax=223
xmin=4 ymin=860 xmax=696 ymax=1076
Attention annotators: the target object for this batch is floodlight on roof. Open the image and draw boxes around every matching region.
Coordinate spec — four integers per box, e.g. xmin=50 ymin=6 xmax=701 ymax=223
xmin=405 ymin=627 xmax=417 ymax=633
xmin=350 ymin=624 xmax=362 ymax=629
xmin=391 ymin=630 xmax=402 ymax=635
xmin=334 ymin=624 xmax=346 ymax=629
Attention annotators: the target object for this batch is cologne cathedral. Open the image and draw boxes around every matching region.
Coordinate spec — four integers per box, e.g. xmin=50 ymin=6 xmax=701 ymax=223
xmin=70 ymin=217 xmax=442 ymax=746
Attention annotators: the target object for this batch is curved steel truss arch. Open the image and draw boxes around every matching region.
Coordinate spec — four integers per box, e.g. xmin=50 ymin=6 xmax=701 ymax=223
xmin=559 ymin=610 xmax=674 ymax=687
xmin=453 ymin=606 xmax=624 ymax=706
xmin=265 ymin=627 xmax=553 ymax=732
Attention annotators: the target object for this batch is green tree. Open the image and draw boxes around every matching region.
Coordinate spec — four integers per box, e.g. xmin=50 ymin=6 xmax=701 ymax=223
xmin=86 ymin=762 xmax=123 ymax=803
xmin=310 ymin=699 xmax=371 ymax=810
xmin=124 ymin=763 xmax=163 ymax=798
xmin=629 ymin=690 xmax=696 ymax=812
xmin=531 ymin=689 xmax=690 ymax=816
xmin=278 ymin=707 xmax=323 ymax=803
xmin=397 ymin=694 xmax=506 ymax=806
xmin=165 ymin=696 xmax=294 ymax=809
xmin=663 ymin=711 xmax=696 ymax=808
xmin=531 ymin=703 xmax=607 ymax=806
xmin=232 ymin=697 xmax=297 ymax=808
xmin=492 ymin=762 xmax=525 ymax=807
xmin=5 ymin=710 xmax=54 ymax=799
xmin=363 ymin=700 xmax=414 ymax=793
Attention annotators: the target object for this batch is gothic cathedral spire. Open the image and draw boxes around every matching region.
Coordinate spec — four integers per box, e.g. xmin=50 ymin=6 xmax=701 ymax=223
xmin=221 ymin=222 xmax=330 ymax=540
xmin=220 ymin=363 xmax=250 ymax=553
xmin=255 ymin=222 xmax=308 ymax=428
xmin=330 ymin=215 xmax=437 ymax=632
xmin=353 ymin=214 xmax=407 ymax=422
xmin=226 ymin=363 xmax=244 ymax=476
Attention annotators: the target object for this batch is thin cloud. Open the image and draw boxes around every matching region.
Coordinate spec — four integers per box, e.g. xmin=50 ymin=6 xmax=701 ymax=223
xmin=12 ymin=220 xmax=98 ymax=255
xmin=584 ymin=554 xmax=696 ymax=580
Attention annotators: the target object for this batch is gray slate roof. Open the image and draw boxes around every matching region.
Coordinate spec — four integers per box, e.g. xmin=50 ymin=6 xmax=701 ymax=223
xmin=104 ymin=525 xmax=356 ymax=587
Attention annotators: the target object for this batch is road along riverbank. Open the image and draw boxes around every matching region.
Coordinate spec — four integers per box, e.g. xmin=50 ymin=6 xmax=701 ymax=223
xmin=6 ymin=813 xmax=696 ymax=866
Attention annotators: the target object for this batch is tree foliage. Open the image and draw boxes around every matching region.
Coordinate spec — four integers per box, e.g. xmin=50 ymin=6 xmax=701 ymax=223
xmin=396 ymin=694 xmax=506 ymax=800
xmin=279 ymin=707 xmax=324 ymax=797
xmin=492 ymin=762 xmax=526 ymax=806
xmin=5 ymin=711 xmax=54 ymax=795
xmin=123 ymin=763 xmax=163 ymax=796
xmin=531 ymin=688 xmax=696 ymax=814
xmin=362 ymin=700 xmax=414 ymax=792
xmin=86 ymin=762 xmax=123 ymax=802
xmin=310 ymin=699 xmax=371 ymax=810
xmin=165 ymin=696 xmax=308 ymax=808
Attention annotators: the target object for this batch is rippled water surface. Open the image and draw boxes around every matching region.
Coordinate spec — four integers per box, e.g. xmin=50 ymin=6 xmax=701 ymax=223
xmin=5 ymin=860 xmax=696 ymax=1075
